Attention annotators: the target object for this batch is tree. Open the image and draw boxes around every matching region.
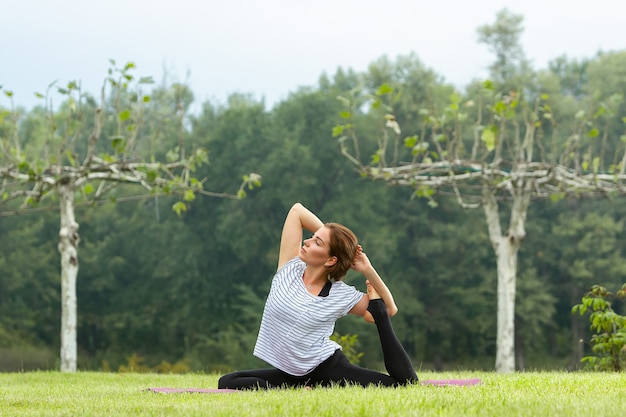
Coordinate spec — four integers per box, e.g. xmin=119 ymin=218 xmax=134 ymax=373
xmin=334 ymin=13 xmax=626 ymax=372
xmin=0 ymin=61 xmax=260 ymax=372
xmin=476 ymin=8 xmax=530 ymax=89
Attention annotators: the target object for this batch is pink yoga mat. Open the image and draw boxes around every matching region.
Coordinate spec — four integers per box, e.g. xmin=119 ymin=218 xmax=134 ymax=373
xmin=420 ymin=378 xmax=482 ymax=386
xmin=147 ymin=379 xmax=482 ymax=393
xmin=148 ymin=388 xmax=239 ymax=394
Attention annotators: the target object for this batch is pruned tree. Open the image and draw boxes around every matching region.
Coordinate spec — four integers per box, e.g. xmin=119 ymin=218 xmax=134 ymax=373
xmin=334 ymin=13 xmax=626 ymax=373
xmin=0 ymin=61 xmax=260 ymax=372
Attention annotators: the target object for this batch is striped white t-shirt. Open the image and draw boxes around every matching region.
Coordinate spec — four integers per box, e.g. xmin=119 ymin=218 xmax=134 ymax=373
xmin=253 ymin=256 xmax=364 ymax=376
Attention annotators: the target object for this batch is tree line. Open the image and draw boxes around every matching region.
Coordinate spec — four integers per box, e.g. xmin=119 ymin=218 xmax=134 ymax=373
xmin=1 ymin=12 xmax=625 ymax=373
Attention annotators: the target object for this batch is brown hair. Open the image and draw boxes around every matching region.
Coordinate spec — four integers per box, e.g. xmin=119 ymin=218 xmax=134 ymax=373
xmin=325 ymin=222 xmax=358 ymax=281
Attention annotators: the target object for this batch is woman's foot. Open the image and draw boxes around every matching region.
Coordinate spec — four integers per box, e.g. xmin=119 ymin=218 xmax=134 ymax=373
xmin=366 ymin=280 xmax=382 ymax=300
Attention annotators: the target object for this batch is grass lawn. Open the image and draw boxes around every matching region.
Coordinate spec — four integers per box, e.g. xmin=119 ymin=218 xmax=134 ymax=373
xmin=1 ymin=371 xmax=625 ymax=416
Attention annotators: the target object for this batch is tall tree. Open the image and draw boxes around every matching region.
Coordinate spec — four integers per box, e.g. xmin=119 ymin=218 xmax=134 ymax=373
xmin=335 ymin=12 xmax=626 ymax=372
xmin=0 ymin=61 xmax=259 ymax=372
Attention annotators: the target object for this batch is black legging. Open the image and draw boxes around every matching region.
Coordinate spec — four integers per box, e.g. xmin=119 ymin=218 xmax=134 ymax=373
xmin=218 ymin=299 xmax=418 ymax=389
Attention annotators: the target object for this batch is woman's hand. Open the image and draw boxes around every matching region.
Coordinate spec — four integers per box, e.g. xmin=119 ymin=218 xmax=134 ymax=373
xmin=351 ymin=245 xmax=399 ymax=317
xmin=351 ymin=245 xmax=373 ymax=274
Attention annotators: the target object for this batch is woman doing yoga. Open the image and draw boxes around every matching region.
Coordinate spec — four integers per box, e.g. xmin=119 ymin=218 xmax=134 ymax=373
xmin=218 ymin=203 xmax=418 ymax=389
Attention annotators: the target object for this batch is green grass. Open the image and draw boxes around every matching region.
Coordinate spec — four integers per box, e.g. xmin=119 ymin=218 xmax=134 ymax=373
xmin=1 ymin=371 xmax=625 ymax=416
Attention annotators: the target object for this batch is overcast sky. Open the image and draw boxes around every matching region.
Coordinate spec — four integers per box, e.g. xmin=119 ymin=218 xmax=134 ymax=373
xmin=2 ymin=0 xmax=625 ymax=111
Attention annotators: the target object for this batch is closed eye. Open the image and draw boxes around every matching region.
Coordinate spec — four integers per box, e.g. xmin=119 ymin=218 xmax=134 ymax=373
xmin=311 ymin=235 xmax=324 ymax=246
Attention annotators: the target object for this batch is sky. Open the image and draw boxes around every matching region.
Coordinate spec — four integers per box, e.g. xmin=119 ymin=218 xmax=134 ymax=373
xmin=2 ymin=0 xmax=625 ymax=111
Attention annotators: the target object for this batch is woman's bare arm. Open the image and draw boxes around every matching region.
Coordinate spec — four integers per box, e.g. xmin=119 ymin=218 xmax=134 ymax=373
xmin=277 ymin=203 xmax=324 ymax=270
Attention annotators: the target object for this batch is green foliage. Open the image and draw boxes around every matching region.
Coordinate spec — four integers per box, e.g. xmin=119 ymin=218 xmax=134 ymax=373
xmin=572 ymin=284 xmax=626 ymax=371
xmin=330 ymin=333 xmax=364 ymax=365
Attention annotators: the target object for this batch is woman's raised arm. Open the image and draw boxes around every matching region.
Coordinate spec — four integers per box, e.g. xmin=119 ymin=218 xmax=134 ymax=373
xmin=277 ymin=203 xmax=324 ymax=270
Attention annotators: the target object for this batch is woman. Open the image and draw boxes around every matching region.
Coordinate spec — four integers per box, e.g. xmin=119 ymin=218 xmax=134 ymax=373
xmin=218 ymin=203 xmax=418 ymax=389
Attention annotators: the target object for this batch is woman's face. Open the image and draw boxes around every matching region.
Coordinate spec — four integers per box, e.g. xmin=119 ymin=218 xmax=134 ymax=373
xmin=300 ymin=226 xmax=335 ymax=267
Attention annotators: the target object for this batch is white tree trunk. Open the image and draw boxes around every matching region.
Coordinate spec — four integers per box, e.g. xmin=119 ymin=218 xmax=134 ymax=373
xmin=482 ymin=181 xmax=530 ymax=373
xmin=493 ymin=233 xmax=518 ymax=373
xmin=57 ymin=180 xmax=80 ymax=372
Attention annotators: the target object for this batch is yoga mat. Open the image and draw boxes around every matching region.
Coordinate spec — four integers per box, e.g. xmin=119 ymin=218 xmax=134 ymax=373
xmin=147 ymin=388 xmax=239 ymax=394
xmin=420 ymin=378 xmax=482 ymax=387
xmin=147 ymin=379 xmax=482 ymax=393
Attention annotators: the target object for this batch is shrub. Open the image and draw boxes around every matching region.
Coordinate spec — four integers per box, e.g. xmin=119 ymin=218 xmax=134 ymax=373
xmin=572 ymin=284 xmax=626 ymax=371
xmin=330 ymin=332 xmax=364 ymax=365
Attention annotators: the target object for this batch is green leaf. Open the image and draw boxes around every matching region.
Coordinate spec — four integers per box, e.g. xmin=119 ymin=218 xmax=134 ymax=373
xmin=110 ymin=136 xmax=126 ymax=153
xmin=550 ymin=192 xmax=566 ymax=203
xmin=166 ymin=149 xmax=179 ymax=163
xmin=587 ymin=128 xmax=599 ymax=138
xmin=83 ymin=183 xmax=95 ymax=195
xmin=404 ymin=135 xmax=418 ymax=148
xmin=119 ymin=109 xmax=131 ymax=122
xmin=375 ymin=83 xmax=393 ymax=96
xmin=411 ymin=142 xmax=429 ymax=156
xmin=194 ymin=148 xmax=209 ymax=165
xmin=481 ymin=128 xmax=496 ymax=152
xmin=483 ymin=80 xmax=494 ymax=90
xmin=183 ymin=189 xmax=196 ymax=202
xmin=332 ymin=125 xmax=344 ymax=137
xmin=541 ymin=94 xmax=549 ymax=100
xmin=143 ymin=95 xmax=151 ymax=103
xmin=339 ymin=111 xmax=351 ymax=119
xmin=172 ymin=201 xmax=187 ymax=216
xmin=620 ymin=135 xmax=626 ymax=144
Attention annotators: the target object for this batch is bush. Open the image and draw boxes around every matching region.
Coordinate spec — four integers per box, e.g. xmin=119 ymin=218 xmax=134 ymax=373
xmin=330 ymin=332 xmax=364 ymax=365
xmin=572 ymin=284 xmax=626 ymax=371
